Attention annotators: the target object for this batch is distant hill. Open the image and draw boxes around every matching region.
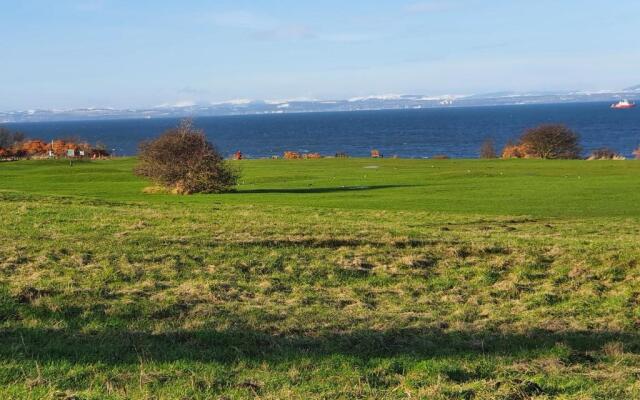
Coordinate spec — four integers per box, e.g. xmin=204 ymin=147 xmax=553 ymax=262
xmin=2 ymin=87 xmax=640 ymax=123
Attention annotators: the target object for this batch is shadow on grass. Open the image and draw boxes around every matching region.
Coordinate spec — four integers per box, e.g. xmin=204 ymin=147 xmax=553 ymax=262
xmin=1 ymin=326 xmax=638 ymax=365
xmin=219 ymin=238 xmax=444 ymax=249
xmin=234 ymin=184 xmax=414 ymax=194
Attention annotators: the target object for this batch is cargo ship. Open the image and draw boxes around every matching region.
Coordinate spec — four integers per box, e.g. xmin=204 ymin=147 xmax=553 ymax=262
xmin=611 ymin=99 xmax=636 ymax=109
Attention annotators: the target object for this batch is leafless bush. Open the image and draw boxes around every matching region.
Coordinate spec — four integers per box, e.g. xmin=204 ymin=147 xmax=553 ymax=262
xmin=480 ymin=138 xmax=497 ymax=159
xmin=587 ymin=148 xmax=625 ymax=160
xmin=135 ymin=119 xmax=238 ymax=194
xmin=518 ymin=124 xmax=581 ymax=159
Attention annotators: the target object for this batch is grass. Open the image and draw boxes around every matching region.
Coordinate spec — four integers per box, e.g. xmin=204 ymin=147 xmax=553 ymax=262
xmin=1 ymin=158 xmax=640 ymax=399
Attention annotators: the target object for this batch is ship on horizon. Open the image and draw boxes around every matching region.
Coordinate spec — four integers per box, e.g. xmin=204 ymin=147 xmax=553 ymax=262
xmin=611 ymin=99 xmax=636 ymax=109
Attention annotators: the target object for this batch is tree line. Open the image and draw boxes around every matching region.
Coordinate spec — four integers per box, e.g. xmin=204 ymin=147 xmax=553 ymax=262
xmin=0 ymin=127 xmax=109 ymax=160
xmin=480 ymin=124 xmax=640 ymax=160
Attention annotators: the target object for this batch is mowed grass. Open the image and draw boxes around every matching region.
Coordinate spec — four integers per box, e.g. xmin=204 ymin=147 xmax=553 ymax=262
xmin=2 ymin=157 xmax=640 ymax=216
xmin=1 ymin=158 xmax=640 ymax=399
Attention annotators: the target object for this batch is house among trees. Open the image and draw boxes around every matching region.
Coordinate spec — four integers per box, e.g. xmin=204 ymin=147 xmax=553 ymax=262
xmin=0 ymin=131 xmax=110 ymax=161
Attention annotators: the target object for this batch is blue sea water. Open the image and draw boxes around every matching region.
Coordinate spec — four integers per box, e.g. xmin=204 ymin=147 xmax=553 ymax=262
xmin=4 ymin=102 xmax=640 ymax=158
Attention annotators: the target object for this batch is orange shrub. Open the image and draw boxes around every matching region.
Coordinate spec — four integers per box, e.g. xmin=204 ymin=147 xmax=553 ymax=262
xmin=634 ymin=147 xmax=640 ymax=160
xmin=21 ymin=140 xmax=49 ymax=156
xmin=50 ymin=140 xmax=67 ymax=156
xmin=502 ymin=143 xmax=526 ymax=159
xmin=49 ymin=140 xmax=79 ymax=156
xmin=303 ymin=152 xmax=322 ymax=159
xmin=283 ymin=151 xmax=301 ymax=159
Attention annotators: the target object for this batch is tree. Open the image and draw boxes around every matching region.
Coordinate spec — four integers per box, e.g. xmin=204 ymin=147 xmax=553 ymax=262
xmin=135 ymin=120 xmax=238 ymax=194
xmin=518 ymin=124 xmax=581 ymax=159
xmin=0 ymin=127 xmax=25 ymax=148
xmin=479 ymin=138 xmax=497 ymax=159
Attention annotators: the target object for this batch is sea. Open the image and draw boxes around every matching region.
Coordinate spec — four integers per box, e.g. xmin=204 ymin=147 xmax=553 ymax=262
xmin=4 ymin=102 xmax=640 ymax=159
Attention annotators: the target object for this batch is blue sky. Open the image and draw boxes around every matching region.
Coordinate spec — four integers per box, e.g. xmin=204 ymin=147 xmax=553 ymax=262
xmin=1 ymin=0 xmax=639 ymax=110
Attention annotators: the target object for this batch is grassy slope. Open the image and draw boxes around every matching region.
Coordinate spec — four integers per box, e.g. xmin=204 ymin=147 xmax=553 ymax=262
xmin=1 ymin=158 xmax=640 ymax=399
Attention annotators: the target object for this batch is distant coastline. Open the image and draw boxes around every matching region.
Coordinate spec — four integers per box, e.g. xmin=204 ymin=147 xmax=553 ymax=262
xmin=2 ymin=87 xmax=639 ymax=124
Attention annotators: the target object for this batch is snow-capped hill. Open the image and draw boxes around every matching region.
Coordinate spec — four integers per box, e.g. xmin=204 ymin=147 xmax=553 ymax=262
xmin=624 ymin=84 xmax=640 ymax=92
xmin=210 ymin=99 xmax=254 ymax=106
xmin=2 ymin=87 xmax=639 ymax=123
xmin=348 ymin=94 xmax=404 ymax=102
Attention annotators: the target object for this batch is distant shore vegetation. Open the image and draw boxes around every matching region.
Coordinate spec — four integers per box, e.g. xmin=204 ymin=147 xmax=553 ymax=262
xmin=0 ymin=127 xmax=109 ymax=160
xmin=499 ymin=124 xmax=638 ymax=160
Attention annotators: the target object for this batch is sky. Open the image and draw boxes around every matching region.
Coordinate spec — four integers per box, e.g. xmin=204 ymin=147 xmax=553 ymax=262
xmin=1 ymin=0 xmax=639 ymax=110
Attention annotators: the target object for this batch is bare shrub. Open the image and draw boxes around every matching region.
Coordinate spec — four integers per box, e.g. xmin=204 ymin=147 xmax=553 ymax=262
xmin=0 ymin=127 xmax=25 ymax=148
xmin=135 ymin=119 xmax=238 ymax=194
xmin=587 ymin=148 xmax=625 ymax=160
xmin=480 ymin=138 xmax=497 ymax=159
xmin=518 ymin=124 xmax=581 ymax=159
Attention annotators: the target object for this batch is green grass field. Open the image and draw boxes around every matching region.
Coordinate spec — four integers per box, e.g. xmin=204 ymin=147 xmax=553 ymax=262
xmin=1 ymin=158 xmax=640 ymax=399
